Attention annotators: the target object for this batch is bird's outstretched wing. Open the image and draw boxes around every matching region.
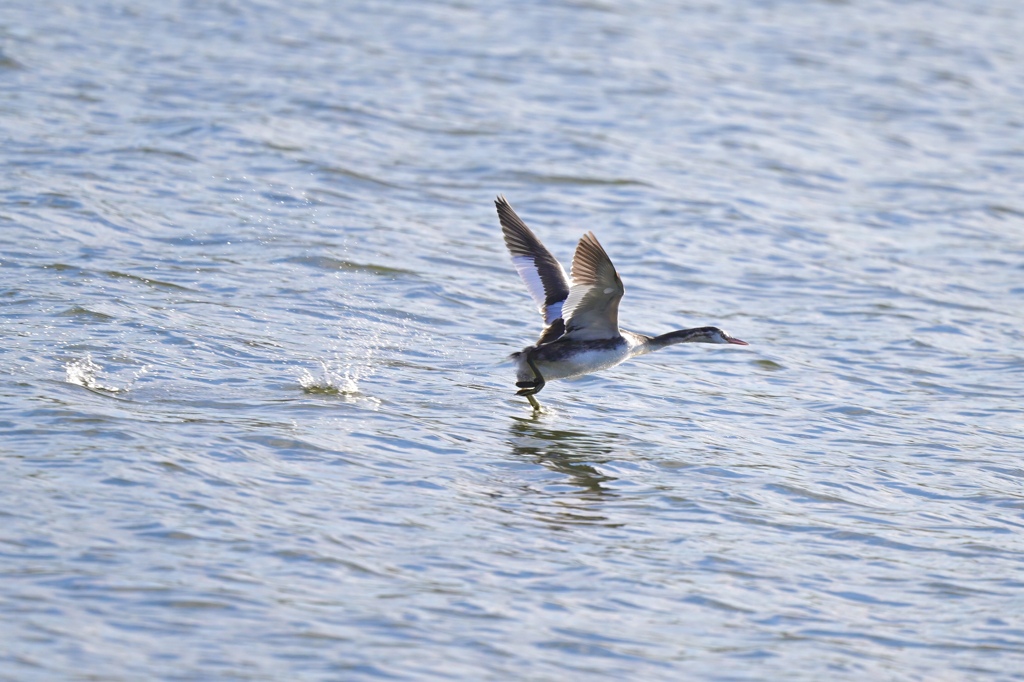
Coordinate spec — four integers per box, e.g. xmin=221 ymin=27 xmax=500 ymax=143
xmin=560 ymin=231 xmax=624 ymax=341
xmin=495 ymin=195 xmax=571 ymax=326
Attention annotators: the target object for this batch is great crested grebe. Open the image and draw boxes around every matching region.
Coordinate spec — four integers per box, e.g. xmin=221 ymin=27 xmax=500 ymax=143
xmin=496 ymin=195 xmax=748 ymax=410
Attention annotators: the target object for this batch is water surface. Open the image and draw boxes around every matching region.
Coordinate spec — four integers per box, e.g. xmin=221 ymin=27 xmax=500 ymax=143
xmin=2 ymin=0 xmax=1024 ymax=679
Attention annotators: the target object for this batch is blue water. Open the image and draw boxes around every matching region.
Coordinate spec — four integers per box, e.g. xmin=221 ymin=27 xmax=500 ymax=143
xmin=2 ymin=0 xmax=1024 ymax=679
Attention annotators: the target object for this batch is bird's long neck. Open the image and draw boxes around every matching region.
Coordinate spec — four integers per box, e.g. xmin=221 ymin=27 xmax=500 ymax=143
xmin=644 ymin=327 xmax=719 ymax=351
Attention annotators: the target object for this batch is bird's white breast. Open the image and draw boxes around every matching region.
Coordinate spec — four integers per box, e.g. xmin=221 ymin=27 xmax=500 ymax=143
xmin=536 ymin=345 xmax=633 ymax=381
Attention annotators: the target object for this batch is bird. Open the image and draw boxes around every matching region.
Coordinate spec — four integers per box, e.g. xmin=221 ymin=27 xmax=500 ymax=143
xmin=496 ymin=195 xmax=748 ymax=410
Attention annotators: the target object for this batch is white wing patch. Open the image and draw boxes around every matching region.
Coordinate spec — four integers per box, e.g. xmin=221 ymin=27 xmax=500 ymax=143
xmin=512 ymin=256 xmax=565 ymax=324
xmin=512 ymin=256 xmax=546 ymax=307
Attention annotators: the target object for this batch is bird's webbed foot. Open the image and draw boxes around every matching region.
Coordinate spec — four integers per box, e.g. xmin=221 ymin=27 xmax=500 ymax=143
xmin=515 ymin=353 xmax=546 ymax=397
xmin=515 ymin=379 xmax=544 ymax=396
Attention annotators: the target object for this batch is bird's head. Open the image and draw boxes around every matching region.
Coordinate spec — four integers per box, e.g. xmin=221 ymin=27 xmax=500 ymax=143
xmin=699 ymin=327 xmax=748 ymax=345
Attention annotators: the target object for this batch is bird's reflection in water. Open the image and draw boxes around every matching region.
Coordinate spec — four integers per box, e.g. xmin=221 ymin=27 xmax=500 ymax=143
xmin=508 ymin=415 xmax=624 ymax=527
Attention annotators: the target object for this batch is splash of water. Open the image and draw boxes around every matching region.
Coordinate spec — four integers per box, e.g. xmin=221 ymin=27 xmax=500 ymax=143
xmin=298 ymin=359 xmax=361 ymax=395
xmin=65 ymin=355 xmax=118 ymax=392
xmin=298 ymin=309 xmax=387 ymax=400
xmin=64 ymin=355 xmax=148 ymax=393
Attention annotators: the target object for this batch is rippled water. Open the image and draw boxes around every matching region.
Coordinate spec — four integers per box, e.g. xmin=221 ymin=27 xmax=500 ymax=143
xmin=3 ymin=0 xmax=1024 ymax=679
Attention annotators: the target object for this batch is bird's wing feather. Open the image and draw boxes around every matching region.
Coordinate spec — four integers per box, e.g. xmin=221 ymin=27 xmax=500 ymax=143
xmin=496 ymin=196 xmax=571 ymax=326
xmin=560 ymin=231 xmax=624 ymax=340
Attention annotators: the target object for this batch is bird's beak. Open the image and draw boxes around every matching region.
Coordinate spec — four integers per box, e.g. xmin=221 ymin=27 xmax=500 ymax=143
xmin=727 ymin=337 xmax=749 ymax=345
